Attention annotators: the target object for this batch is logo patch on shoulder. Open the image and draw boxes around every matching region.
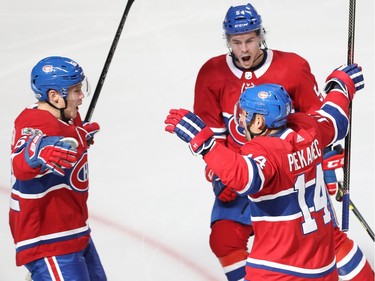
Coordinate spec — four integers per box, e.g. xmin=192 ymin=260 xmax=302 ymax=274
xmin=21 ymin=128 xmax=43 ymax=136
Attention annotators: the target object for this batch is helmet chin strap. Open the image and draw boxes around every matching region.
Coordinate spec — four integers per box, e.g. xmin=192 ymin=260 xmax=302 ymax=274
xmin=248 ymin=125 xmax=268 ymax=139
xmin=46 ymin=98 xmax=69 ymax=122
xmin=229 ymin=49 xmax=265 ymax=70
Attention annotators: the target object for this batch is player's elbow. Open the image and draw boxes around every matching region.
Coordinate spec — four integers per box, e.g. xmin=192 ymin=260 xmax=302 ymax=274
xmin=12 ymin=159 xmax=40 ymax=181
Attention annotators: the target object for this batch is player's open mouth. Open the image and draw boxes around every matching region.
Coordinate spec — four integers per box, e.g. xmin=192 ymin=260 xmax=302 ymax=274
xmin=242 ymin=56 xmax=251 ymax=62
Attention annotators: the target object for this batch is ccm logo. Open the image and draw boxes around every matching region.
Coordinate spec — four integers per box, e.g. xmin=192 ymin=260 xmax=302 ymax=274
xmin=326 ymin=158 xmax=344 ymax=169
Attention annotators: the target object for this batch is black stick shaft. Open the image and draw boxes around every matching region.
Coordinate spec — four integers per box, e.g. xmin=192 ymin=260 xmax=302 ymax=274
xmin=341 ymin=0 xmax=356 ymax=232
xmin=84 ymin=0 xmax=135 ymax=122
xmin=349 ymin=199 xmax=375 ymax=242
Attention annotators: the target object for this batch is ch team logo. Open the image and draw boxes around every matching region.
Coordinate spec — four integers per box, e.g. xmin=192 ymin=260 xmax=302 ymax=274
xmin=228 ymin=115 xmax=246 ymax=146
xmin=226 ymin=82 xmax=255 ymax=145
xmin=70 ymin=152 xmax=89 ymax=192
xmin=42 ymin=65 xmax=53 ymax=73
xmin=258 ymin=91 xmax=270 ymax=99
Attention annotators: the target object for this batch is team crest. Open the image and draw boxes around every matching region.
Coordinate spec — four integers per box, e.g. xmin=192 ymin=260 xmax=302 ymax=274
xmin=42 ymin=65 xmax=53 ymax=73
xmin=258 ymin=91 xmax=270 ymax=99
xmin=70 ymin=152 xmax=89 ymax=192
xmin=228 ymin=116 xmax=246 ymax=146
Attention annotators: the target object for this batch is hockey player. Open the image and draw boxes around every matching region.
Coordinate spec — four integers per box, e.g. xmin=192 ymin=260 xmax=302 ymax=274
xmin=193 ymin=3 xmax=374 ymax=280
xmin=165 ymin=64 xmax=363 ymax=280
xmin=9 ymin=56 xmax=106 ymax=281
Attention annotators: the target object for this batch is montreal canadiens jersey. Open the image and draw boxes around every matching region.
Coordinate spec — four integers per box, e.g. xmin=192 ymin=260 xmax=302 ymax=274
xmin=10 ymin=105 xmax=91 ymax=266
xmin=203 ymin=90 xmax=350 ymax=279
xmin=194 ymin=49 xmax=323 ymax=153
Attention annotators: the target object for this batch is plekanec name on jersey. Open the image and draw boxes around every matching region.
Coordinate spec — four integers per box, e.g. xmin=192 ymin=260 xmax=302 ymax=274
xmin=288 ymin=138 xmax=321 ymax=172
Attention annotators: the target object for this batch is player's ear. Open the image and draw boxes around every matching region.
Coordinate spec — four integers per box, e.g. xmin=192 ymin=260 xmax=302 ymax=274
xmin=47 ymin=90 xmax=60 ymax=103
xmin=254 ymin=114 xmax=265 ymax=130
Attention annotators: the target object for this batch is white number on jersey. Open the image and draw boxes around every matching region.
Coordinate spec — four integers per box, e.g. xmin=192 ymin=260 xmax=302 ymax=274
xmin=295 ymin=163 xmax=331 ymax=234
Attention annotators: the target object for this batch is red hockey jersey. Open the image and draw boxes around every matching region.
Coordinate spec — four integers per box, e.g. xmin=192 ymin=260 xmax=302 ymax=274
xmin=10 ymin=105 xmax=91 ymax=266
xmin=202 ymin=90 xmax=350 ymax=280
xmin=194 ymin=50 xmax=323 ymax=153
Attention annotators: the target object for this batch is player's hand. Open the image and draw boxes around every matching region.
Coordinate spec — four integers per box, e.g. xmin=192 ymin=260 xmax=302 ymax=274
xmin=324 ymin=63 xmax=364 ymax=100
xmin=212 ymin=175 xmax=237 ymax=202
xmin=323 ymin=145 xmax=344 ymax=195
xmin=25 ymin=135 xmax=78 ymax=176
xmin=82 ymin=122 xmax=100 ymax=146
xmin=165 ymin=108 xmax=215 ymax=156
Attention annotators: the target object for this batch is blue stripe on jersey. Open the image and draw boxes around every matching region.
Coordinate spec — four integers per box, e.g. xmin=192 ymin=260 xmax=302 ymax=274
xmin=225 ymin=264 xmax=246 ymax=281
xmin=247 ymin=257 xmax=336 ymax=278
xmin=249 ymin=181 xmax=315 ymax=219
xmin=238 ymin=156 xmax=263 ymax=196
xmin=337 ymin=244 xmax=364 ymax=276
xmin=12 ymin=170 xmax=74 ymax=195
xmin=16 ymin=227 xmax=91 ymax=253
xmin=321 ymin=103 xmax=348 ymax=141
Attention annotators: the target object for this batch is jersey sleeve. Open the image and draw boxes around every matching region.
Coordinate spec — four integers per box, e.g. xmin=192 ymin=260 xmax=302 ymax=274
xmin=193 ymin=57 xmax=227 ymax=141
xmin=11 ymin=109 xmax=67 ymax=181
xmin=313 ymin=88 xmax=350 ymax=146
xmin=12 ymin=128 xmax=42 ymax=181
xmin=203 ymin=142 xmax=266 ymax=195
xmin=291 ymin=56 xmax=323 ymax=113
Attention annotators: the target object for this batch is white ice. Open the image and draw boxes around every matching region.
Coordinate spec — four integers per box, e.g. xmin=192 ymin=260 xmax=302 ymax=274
xmin=0 ymin=0 xmax=373 ymax=280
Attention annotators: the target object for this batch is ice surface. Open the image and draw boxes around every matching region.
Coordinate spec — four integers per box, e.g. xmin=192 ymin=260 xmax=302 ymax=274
xmin=0 ymin=0 xmax=373 ymax=280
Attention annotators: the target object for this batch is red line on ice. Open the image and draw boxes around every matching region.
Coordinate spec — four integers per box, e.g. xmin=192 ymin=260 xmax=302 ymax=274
xmin=1 ymin=185 xmax=218 ymax=280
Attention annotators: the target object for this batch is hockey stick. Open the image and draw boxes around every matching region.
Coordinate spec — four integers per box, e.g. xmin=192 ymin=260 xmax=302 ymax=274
xmin=84 ymin=0 xmax=135 ymax=122
xmin=349 ymin=200 xmax=375 ymax=242
xmin=336 ymin=185 xmax=375 ymax=241
xmin=341 ymin=0 xmax=356 ymax=232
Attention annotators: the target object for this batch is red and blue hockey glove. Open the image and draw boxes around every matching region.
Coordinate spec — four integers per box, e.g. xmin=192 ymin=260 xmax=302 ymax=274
xmin=205 ymin=165 xmax=214 ymax=182
xmin=212 ymin=174 xmax=237 ymax=202
xmin=165 ymin=108 xmax=215 ymax=156
xmin=25 ymin=135 xmax=78 ymax=176
xmin=82 ymin=122 xmax=100 ymax=146
xmin=323 ymin=145 xmax=344 ymax=196
xmin=324 ymin=63 xmax=364 ymax=100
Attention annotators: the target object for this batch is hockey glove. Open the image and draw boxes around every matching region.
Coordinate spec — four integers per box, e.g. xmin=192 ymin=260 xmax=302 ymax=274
xmin=212 ymin=175 xmax=237 ymax=202
xmin=323 ymin=145 xmax=344 ymax=195
xmin=324 ymin=63 xmax=364 ymax=100
xmin=165 ymin=108 xmax=215 ymax=156
xmin=82 ymin=122 xmax=100 ymax=146
xmin=25 ymin=135 xmax=78 ymax=176
xmin=205 ymin=165 xmax=214 ymax=182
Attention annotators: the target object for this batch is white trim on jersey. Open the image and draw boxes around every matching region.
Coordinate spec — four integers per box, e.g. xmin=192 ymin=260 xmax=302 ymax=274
xmin=16 ymin=224 xmax=89 ymax=249
xmin=11 ymin=183 xmax=72 ymax=199
xmin=247 ymin=256 xmax=336 ymax=278
xmin=225 ymin=49 xmax=274 ymax=80
xmin=337 ymin=243 xmax=367 ymax=280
